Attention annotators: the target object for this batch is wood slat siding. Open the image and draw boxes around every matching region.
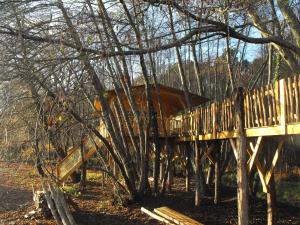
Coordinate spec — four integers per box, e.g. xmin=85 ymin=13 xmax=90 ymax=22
xmin=169 ymin=75 xmax=300 ymax=140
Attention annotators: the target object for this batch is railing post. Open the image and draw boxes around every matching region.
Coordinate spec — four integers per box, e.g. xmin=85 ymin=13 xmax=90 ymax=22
xmin=279 ymin=79 xmax=286 ymax=134
xmin=212 ymin=103 xmax=216 ymax=139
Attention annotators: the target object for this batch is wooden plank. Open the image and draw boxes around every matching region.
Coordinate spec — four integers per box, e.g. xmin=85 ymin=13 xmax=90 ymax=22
xmin=287 ymin=123 xmax=300 ymax=135
xmin=279 ymin=79 xmax=287 ymax=133
xmin=230 ymin=98 xmax=234 ymax=129
xmin=248 ymin=136 xmax=263 ymax=173
xmin=249 ymin=91 xmax=255 ymax=127
xmin=266 ymin=85 xmax=273 ymax=125
xmin=246 ymin=93 xmax=251 ymax=128
xmin=286 ymin=77 xmax=292 ymax=122
xmin=274 ymin=81 xmax=280 ymax=124
xmin=271 ymin=83 xmax=278 ymax=125
xmin=253 ymin=89 xmax=260 ymax=127
xmin=229 ymin=139 xmax=238 ymax=161
xmin=256 ymin=89 xmax=264 ymax=126
xmin=200 ymin=145 xmax=216 ymax=165
xmin=141 ymin=207 xmax=176 ymax=225
xmin=224 ymin=100 xmax=228 ymax=130
xmin=216 ymin=130 xmax=237 ymax=139
xmin=295 ymin=76 xmax=299 ymax=122
xmin=245 ymin=126 xmax=284 ymax=137
xmin=260 ymin=86 xmax=267 ymax=126
xmin=212 ymin=103 xmax=217 ymax=138
xmin=154 ymin=207 xmax=203 ymax=225
xmin=247 ymin=148 xmax=268 ymax=193
xmin=221 ymin=101 xmax=224 ymax=130
xmin=288 ymin=77 xmax=294 ymax=122
xmin=265 ymin=139 xmax=284 ymax=186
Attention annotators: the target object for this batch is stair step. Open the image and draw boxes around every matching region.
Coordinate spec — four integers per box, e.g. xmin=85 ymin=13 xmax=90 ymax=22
xmin=56 ymin=137 xmax=102 ymax=181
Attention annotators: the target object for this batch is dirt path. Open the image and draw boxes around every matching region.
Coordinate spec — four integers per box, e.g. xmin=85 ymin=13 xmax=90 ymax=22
xmin=0 ymin=161 xmax=299 ymax=225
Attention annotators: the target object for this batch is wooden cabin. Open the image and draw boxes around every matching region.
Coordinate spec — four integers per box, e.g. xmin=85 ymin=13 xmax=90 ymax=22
xmin=99 ymin=84 xmax=208 ymax=137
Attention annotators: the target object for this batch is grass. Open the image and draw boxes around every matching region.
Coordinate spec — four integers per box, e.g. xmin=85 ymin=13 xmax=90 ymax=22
xmin=61 ymin=184 xmax=82 ymax=197
xmin=87 ymin=170 xmax=101 ymax=181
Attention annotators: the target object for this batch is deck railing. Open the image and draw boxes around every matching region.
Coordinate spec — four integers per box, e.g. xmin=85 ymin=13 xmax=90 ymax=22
xmin=169 ymin=75 xmax=300 ymax=139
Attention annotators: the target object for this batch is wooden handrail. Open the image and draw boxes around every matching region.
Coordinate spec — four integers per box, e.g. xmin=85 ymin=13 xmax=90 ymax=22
xmin=169 ymin=74 xmax=300 ymax=138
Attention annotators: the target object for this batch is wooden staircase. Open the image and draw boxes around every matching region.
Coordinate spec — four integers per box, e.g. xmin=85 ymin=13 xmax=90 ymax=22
xmin=56 ymin=137 xmax=102 ymax=181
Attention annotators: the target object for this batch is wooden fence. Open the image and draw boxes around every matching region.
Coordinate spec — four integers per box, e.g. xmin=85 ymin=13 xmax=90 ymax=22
xmin=169 ymin=75 xmax=300 ymax=139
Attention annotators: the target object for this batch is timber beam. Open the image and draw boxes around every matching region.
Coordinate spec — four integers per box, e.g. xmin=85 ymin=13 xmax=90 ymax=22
xmin=229 ymin=137 xmax=285 ymax=193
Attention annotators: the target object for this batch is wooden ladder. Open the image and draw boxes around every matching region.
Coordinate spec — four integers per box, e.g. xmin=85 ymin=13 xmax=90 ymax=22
xmin=56 ymin=138 xmax=101 ymax=181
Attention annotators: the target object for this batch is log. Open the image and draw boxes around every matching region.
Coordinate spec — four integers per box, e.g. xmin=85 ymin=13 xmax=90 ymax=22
xmin=33 ymin=190 xmax=51 ymax=218
xmin=141 ymin=207 xmax=175 ymax=225
xmin=48 ymin=183 xmax=71 ymax=225
xmin=41 ymin=182 xmax=62 ymax=225
xmin=57 ymin=186 xmax=78 ymax=225
xmin=154 ymin=207 xmax=203 ymax=225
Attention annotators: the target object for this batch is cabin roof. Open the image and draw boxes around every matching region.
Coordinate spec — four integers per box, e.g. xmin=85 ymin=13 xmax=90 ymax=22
xmin=105 ymin=84 xmax=208 ymax=107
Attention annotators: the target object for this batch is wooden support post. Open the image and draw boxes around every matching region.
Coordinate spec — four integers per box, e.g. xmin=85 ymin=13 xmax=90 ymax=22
xmin=248 ymin=137 xmax=263 ymax=173
xmin=247 ymin=147 xmax=268 ymax=193
xmin=185 ymin=144 xmax=191 ymax=192
xmin=267 ymin=181 xmax=276 ymax=225
xmin=206 ymin=162 xmax=214 ymax=185
xmin=153 ymin=160 xmax=155 ymax=178
xmin=195 ymin=140 xmax=201 ymax=206
xmin=214 ymin=141 xmax=221 ymax=205
xmin=167 ymin=167 xmax=173 ymax=192
xmin=266 ymin=143 xmax=277 ymax=225
xmin=229 ymin=139 xmax=238 ymax=161
xmin=235 ymin=87 xmax=249 ymax=225
xmin=159 ymin=160 xmax=165 ymax=182
xmin=265 ymin=140 xmax=284 ymax=186
xmin=167 ymin=158 xmax=174 ymax=192
xmin=212 ymin=103 xmax=217 ymax=139
xmin=279 ymin=79 xmax=286 ymax=133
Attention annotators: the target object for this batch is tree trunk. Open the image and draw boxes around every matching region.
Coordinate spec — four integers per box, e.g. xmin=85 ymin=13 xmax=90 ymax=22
xmin=267 ymin=177 xmax=277 ymax=225
xmin=236 ymin=87 xmax=249 ymax=225
xmin=267 ymin=143 xmax=277 ymax=225
xmin=214 ymin=141 xmax=221 ymax=205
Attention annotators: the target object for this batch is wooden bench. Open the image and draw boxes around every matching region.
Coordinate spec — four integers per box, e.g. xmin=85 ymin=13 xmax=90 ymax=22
xmin=153 ymin=207 xmax=203 ymax=225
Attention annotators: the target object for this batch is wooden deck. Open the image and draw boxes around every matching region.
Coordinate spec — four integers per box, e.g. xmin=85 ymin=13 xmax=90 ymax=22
xmin=169 ymin=75 xmax=300 ymax=141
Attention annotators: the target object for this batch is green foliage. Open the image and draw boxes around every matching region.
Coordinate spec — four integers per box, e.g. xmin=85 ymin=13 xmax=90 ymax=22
xmin=276 ymin=181 xmax=300 ymax=203
xmin=273 ymin=53 xmax=281 ymax=82
xmin=87 ymin=170 xmax=101 ymax=181
xmin=61 ymin=184 xmax=81 ymax=197
xmin=221 ymin=171 xmax=237 ymax=186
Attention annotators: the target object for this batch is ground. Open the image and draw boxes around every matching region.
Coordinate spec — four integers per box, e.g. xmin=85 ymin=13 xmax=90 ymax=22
xmin=0 ymin=161 xmax=299 ymax=225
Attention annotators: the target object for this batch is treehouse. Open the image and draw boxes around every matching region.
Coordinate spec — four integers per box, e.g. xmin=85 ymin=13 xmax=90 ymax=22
xmin=98 ymin=84 xmax=208 ymax=138
xmin=57 ymin=84 xmax=207 ymax=180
